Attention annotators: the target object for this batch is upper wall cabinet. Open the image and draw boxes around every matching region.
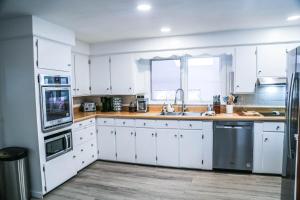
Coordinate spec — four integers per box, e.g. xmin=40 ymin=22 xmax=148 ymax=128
xmin=234 ymin=46 xmax=257 ymax=93
xmin=35 ymin=38 xmax=72 ymax=72
xmin=72 ymin=53 xmax=91 ymax=96
xmin=90 ymin=54 xmax=137 ymax=95
xmin=110 ymin=54 xmax=136 ymax=95
xmin=90 ymin=56 xmax=111 ymax=95
xmin=256 ymin=44 xmax=288 ymax=78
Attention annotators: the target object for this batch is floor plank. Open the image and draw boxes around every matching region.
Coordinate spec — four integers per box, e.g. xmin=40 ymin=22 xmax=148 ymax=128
xmin=36 ymin=161 xmax=281 ymax=200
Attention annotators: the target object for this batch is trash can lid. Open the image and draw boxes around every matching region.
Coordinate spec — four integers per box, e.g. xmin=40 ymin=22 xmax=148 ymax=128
xmin=0 ymin=147 xmax=28 ymax=161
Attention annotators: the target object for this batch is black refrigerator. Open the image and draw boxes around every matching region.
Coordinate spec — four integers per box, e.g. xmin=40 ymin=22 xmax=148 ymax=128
xmin=281 ymin=47 xmax=299 ymax=200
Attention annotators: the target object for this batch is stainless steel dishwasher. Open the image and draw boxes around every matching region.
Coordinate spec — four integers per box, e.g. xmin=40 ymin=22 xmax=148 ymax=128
xmin=213 ymin=121 xmax=253 ymax=171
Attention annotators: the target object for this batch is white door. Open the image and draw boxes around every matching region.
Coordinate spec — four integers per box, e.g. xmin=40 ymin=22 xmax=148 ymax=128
xmin=261 ymin=132 xmax=284 ymax=174
xmin=115 ymin=127 xmax=136 ymax=163
xmin=36 ymin=38 xmax=71 ymax=72
xmin=97 ymin=126 xmax=116 ymax=161
xmin=257 ymin=44 xmax=287 ymax=77
xmin=234 ymin=46 xmax=257 ymax=93
xmin=156 ymin=129 xmax=179 ymax=167
xmin=71 ymin=54 xmax=76 ymax=96
xmin=74 ymin=54 xmax=90 ymax=96
xmin=44 ymin=151 xmax=77 ymax=193
xmin=90 ymin=56 xmax=111 ymax=95
xmin=110 ymin=54 xmax=135 ymax=95
xmin=135 ymin=128 xmax=156 ymax=165
xmin=179 ymin=130 xmax=202 ymax=168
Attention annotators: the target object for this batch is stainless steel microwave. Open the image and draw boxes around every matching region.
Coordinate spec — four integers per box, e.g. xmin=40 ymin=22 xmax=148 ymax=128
xmin=39 ymin=74 xmax=73 ymax=132
xmin=44 ymin=129 xmax=72 ymax=161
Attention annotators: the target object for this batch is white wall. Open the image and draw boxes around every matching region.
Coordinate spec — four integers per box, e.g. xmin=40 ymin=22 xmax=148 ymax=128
xmin=90 ymin=26 xmax=300 ymax=56
xmin=72 ymin=40 xmax=90 ymax=55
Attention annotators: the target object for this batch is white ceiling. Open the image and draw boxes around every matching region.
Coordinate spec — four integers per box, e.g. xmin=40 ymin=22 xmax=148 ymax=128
xmin=0 ymin=0 xmax=300 ymax=43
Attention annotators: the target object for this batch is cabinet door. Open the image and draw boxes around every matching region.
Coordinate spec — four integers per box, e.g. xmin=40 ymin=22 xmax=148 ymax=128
xmin=36 ymin=38 xmax=71 ymax=71
xmin=135 ymin=128 xmax=156 ymax=165
xmin=261 ymin=132 xmax=284 ymax=174
xmin=257 ymin=44 xmax=287 ymax=77
xmin=115 ymin=127 xmax=136 ymax=163
xmin=90 ymin=56 xmax=111 ymax=95
xmin=44 ymin=151 xmax=77 ymax=193
xmin=234 ymin=46 xmax=257 ymax=93
xmin=202 ymin=122 xmax=213 ymax=170
xmin=156 ymin=129 xmax=179 ymax=167
xmin=74 ymin=54 xmax=90 ymax=96
xmin=97 ymin=126 xmax=116 ymax=161
xmin=110 ymin=54 xmax=135 ymax=95
xmin=179 ymin=130 xmax=202 ymax=168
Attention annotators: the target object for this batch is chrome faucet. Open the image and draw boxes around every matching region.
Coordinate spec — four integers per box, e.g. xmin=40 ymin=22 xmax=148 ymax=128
xmin=174 ymin=88 xmax=185 ymax=113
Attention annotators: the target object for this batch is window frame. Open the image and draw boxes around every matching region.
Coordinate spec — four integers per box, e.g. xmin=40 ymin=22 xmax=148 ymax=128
xmin=150 ymin=58 xmax=182 ymax=102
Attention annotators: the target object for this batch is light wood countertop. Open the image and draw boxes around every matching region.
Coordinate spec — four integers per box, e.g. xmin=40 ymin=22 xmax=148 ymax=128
xmin=74 ymin=111 xmax=285 ymax=123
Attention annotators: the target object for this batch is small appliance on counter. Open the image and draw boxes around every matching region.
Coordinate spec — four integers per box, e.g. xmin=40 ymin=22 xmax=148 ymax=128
xmin=136 ymin=95 xmax=149 ymax=112
xmin=80 ymin=102 xmax=96 ymax=112
xmin=101 ymin=97 xmax=113 ymax=112
xmin=213 ymin=95 xmax=221 ymax=114
xmin=112 ymin=97 xmax=122 ymax=112
xmin=129 ymin=101 xmax=137 ymax=112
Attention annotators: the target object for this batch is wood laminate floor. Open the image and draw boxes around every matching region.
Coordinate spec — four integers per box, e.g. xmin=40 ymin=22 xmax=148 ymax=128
xmin=39 ymin=161 xmax=282 ymax=200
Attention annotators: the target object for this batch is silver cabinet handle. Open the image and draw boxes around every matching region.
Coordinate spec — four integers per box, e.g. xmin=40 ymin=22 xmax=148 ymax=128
xmin=91 ymin=144 xmax=94 ymax=147
xmin=236 ymin=85 xmax=240 ymax=88
xmin=111 ymin=131 xmax=114 ymax=134
xmin=152 ymin=133 xmax=154 ymax=137
xmin=264 ymin=138 xmax=268 ymax=142
xmin=82 ymin=161 xmax=85 ymax=164
xmin=90 ymin=132 xmax=93 ymax=135
xmin=180 ymin=135 xmax=183 ymax=138
xmin=131 ymin=132 xmax=133 ymax=135
xmin=106 ymin=88 xmax=110 ymax=90
xmin=81 ymin=149 xmax=83 ymax=152
xmin=174 ymin=134 xmax=177 ymax=138
xmin=144 ymin=122 xmax=146 ymax=126
xmin=80 ymin=137 xmax=83 ymax=140
xmin=165 ymin=123 xmax=168 ymax=126
xmin=123 ymin=121 xmax=126 ymax=125
xmin=92 ymin=155 xmax=95 ymax=158
xmin=276 ymin=126 xmax=280 ymax=130
xmin=189 ymin=124 xmax=192 ymax=127
xmin=73 ymin=155 xmax=76 ymax=159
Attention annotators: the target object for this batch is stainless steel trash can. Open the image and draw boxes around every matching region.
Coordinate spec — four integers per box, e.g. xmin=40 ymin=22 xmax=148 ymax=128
xmin=0 ymin=147 xmax=30 ymax=200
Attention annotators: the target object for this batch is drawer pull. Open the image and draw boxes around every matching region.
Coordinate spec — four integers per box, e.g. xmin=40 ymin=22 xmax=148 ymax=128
xmin=104 ymin=121 xmax=107 ymax=123
xmin=91 ymin=144 xmax=94 ymax=147
xmin=144 ymin=122 xmax=146 ymax=126
xmin=79 ymin=124 xmax=82 ymax=126
xmin=73 ymin=155 xmax=76 ymax=159
xmin=189 ymin=124 xmax=192 ymax=127
xmin=276 ymin=126 xmax=280 ymax=130
xmin=123 ymin=121 xmax=126 ymax=125
xmin=92 ymin=155 xmax=94 ymax=158
xmin=264 ymin=138 xmax=268 ymax=142
xmin=174 ymin=134 xmax=177 ymax=138
xmin=131 ymin=132 xmax=133 ymax=135
xmin=111 ymin=131 xmax=114 ymax=134
xmin=165 ymin=123 xmax=168 ymax=126
xmin=90 ymin=132 xmax=93 ymax=135
xmin=82 ymin=161 xmax=85 ymax=164
xmin=80 ymin=137 xmax=83 ymax=140
xmin=81 ymin=149 xmax=84 ymax=152
xmin=152 ymin=133 xmax=154 ymax=136
xmin=180 ymin=135 xmax=183 ymax=138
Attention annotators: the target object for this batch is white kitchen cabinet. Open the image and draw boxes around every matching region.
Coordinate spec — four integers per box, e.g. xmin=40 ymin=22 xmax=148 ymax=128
xmin=72 ymin=53 xmax=90 ymax=96
xmin=257 ymin=44 xmax=288 ymax=77
xmin=75 ymin=139 xmax=98 ymax=171
xmin=97 ymin=126 xmax=116 ymax=161
xmin=90 ymin=56 xmax=111 ymax=95
xmin=202 ymin=122 xmax=213 ymax=170
xmin=253 ymin=122 xmax=284 ymax=174
xmin=135 ymin=128 xmax=157 ymax=165
xmin=35 ymin=38 xmax=72 ymax=71
xmin=234 ymin=46 xmax=257 ymax=93
xmin=115 ymin=127 xmax=136 ymax=163
xmin=43 ymin=151 xmax=77 ymax=193
xmin=110 ymin=54 xmax=136 ymax=95
xmin=179 ymin=130 xmax=202 ymax=168
xmin=156 ymin=128 xmax=179 ymax=167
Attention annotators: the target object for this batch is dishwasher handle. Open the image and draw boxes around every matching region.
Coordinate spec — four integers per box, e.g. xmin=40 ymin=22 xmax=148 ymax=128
xmin=215 ymin=125 xmax=252 ymax=129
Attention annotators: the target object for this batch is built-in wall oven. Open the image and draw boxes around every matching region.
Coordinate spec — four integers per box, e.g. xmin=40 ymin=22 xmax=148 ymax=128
xmin=44 ymin=129 xmax=72 ymax=161
xmin=39 ymin=74 xmax=73 ymax=132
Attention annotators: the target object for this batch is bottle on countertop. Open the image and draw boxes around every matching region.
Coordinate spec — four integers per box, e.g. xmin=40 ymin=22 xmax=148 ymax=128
xmin=213 ymin=95 xmax=221 ymax=114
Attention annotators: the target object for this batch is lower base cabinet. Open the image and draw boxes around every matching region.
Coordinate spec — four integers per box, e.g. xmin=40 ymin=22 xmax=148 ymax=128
xmin=253 ymin=122 xmax=284 ymax=174
xmin=115 ymin=127 xmax=136 ymax=163
xmin=75 ymin=139 xmax=98 ymax=171
xmin=135 ymin=128 xmax=157 ymax=165
xmin=156 ymin=128 xmax=180 ymax=167
xmin=179 ymin=130 xmax=203 ymax=168
xmin=97 ymin=126 xmax=116 ymax=161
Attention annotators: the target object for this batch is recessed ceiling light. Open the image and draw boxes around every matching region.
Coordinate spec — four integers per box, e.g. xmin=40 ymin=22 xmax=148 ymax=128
xmin=137 ymin=4 xmax=151 ymax=11
xmin=160 ymin=27 xmax=171 ymax=33
xmin=287 ymin=15 xmax=300 ymax=21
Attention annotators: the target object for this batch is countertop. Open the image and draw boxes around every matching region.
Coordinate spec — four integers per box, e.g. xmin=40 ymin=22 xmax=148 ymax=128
xmin=74 ymin=111 xmax=285 ymax=123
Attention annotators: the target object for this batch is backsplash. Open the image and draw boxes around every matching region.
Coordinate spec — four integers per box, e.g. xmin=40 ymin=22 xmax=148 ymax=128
xmin=235 ymin=85 xmax=286 ymax=107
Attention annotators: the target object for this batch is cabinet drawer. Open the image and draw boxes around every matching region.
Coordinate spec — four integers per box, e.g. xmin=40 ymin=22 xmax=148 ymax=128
xmin=135 ymin=120 xmax=156 ymax=128
xmin=76 ymin=140 xmax=98 ymax=171
xmin=73 ymin=126 xmax=96 ymax=146
xmin=73 ymin=118 xmax=95 ymax=130
xmin=156 ymin=120 xmax=179 ymax=129
xmin=179 ymin=121 xmax=203 ymax=130
xmin=263 ymin=122 xmax=285 ymax=132
xmin=115 ymin=119 xmax=135 ymax=127
xmin=97 ymin=118 xmax=114 ymax=126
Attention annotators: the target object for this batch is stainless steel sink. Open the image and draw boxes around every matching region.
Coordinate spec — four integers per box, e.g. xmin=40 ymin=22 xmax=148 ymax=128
xmin=159 ymin=112 xmax=203 ymax=116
